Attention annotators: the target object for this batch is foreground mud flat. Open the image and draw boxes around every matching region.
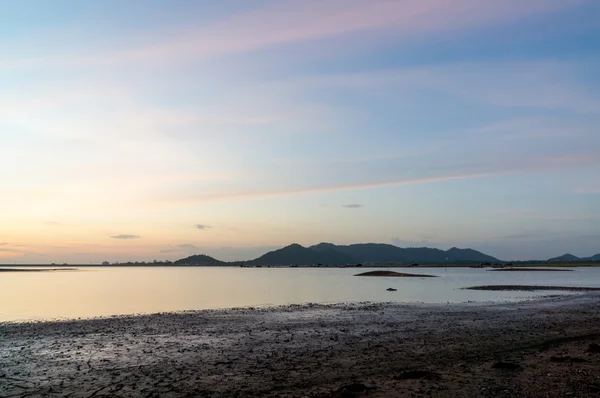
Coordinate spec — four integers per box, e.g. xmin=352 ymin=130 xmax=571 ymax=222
xmin=2 ymin=295 xmax=600 ymax=397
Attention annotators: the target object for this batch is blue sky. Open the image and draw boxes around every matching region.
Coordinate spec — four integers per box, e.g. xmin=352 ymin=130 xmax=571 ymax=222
xmin=1 ymin=0 xmax=599 ymax=263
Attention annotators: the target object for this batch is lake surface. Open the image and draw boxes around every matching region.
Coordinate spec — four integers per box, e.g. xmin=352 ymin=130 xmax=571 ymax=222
xmin=1 ymin=266 xmax=599 ymax=322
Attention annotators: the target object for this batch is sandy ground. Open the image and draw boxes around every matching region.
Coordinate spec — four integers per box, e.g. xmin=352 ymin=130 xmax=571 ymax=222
xmin=2 ymin=295 xmax=600 ymax=398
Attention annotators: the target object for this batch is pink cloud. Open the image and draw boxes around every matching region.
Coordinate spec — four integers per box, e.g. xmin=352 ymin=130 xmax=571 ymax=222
xmin=126 ymin=0 xmax=586 ymax=60
xmin=1 ymin=0 xmax=583 ymax=69
xmin=293 ymin=61 xmax=600 ymax=113
xmin=152 ymin=152 xmax=600 ymax=207
xmin=158 ymin=172 xmax=494 ymax=207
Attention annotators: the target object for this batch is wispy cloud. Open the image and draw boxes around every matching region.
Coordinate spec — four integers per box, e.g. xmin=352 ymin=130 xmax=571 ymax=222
xmin=44 ymin=221 xmax=65 ymax=226
xmin=342 ymin=204 xmax=363 ymax=208
xmin=488 ymin=209 xmax=598 ymax=221
xmin=164 ymin=172 xmax=492 ymax=207
xmin=178 ymin=244 xmax=199 ymax=251
xmin=155 ymin=152 xmax=600 ymax=207
xmin=110 ymin=235 xmax=141 ymax=240
xmin=2 ymin=0 xmax=581 ymax=70
xmin=195 ymin=224 xmax=211 ymax=230
xmin=298 ymin=61 xmax=600 ymax=113
xmin=0 ymin=247 xmax=40 ymax=257
xmin=575 ymin=187 xmax=600 ymax=194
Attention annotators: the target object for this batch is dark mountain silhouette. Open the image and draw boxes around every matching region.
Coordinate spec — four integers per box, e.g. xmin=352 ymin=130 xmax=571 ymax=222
xmin=173 ymin=242 xmax=502 ymax=265
xmin=547 ymin=253 xmax=581 ymax=263
xmin=248 ymin=243 xmax=354 ymax=266
xmin=310 ymin=243 xmax=499 ymax=264
xmin=445 ymin=247 xmax=499 ymax=263
xmin=587 ymin=254 xmax=600 ymax=261
xmin=313 ymin=243 xmax=420 ymax=263
xmin=174 ymin=254 xmax=225 ymax=265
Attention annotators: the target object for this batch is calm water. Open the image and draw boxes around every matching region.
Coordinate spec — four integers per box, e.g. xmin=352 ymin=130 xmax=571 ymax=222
xmin=1 ymin=266 xmax=599 ymax=322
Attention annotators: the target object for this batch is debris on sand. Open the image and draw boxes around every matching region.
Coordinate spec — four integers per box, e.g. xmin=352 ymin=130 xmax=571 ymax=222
xmin=386 ymin=288 xmax=397 ymax=291
xmin=463 ymin=285 xmax=600 ymax=292
xmin=354 ymin=270 xmax=436 ymax=277
xmin=489 ymin=268 xmax=573 ymax=272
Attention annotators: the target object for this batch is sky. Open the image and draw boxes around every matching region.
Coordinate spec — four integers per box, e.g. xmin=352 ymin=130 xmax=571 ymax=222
xmin=1 ymin=0 xmax=600 ymax=263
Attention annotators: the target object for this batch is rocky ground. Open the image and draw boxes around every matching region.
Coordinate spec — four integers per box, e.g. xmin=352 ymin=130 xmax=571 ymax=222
xmin=1 ymin=294 xmax=600 ymax=397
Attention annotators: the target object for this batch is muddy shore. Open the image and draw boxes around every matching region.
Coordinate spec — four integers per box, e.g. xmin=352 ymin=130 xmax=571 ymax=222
xmin=2 ymin=295 xmax=600 ymax=397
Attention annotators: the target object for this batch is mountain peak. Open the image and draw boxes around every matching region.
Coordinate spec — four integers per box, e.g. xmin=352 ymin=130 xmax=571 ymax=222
xmin=548 ymin=253 xmax=581 ymax=262
xmin=250 ymin=243 xmax=352 ymax=266
xmin=174 ymin=254 xmax=224 ymax=265
xmin=310 ymin=242 xmax=338 ymax=251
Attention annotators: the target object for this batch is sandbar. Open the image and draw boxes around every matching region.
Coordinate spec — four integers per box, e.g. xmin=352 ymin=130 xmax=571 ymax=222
xmin=488 ymin=268 xmax=573 ymax=272
xmin=355 ymin=270 xmax=436 ymax=277
xmin=465 ymin=285 xmax=600 ymax=292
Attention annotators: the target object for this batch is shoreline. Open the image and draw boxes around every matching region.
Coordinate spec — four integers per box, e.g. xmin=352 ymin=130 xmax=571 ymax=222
xmin=1 ymin=263 xmax=598 ymax=268
xmin=2 ymin=295 xmax=600 ymax=397
xmin=0 ymin=267 xmax=78 ymax=272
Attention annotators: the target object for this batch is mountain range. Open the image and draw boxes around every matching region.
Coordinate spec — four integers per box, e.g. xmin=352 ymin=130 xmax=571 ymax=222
xmin=175 ymin=242 xmax=502 ymax=266
xmin=547 ymin=253 xmax=600 ymax=263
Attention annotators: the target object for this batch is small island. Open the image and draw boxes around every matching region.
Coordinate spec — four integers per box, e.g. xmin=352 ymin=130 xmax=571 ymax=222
xmin=464 ymin=285 xmax=600 ymax=292
xmin=354 ymin=270 xmax=436 ymax=277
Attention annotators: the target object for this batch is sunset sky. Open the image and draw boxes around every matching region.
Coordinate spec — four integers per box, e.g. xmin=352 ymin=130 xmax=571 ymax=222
xmin=1 ymin=0 xmax=599 ymax=263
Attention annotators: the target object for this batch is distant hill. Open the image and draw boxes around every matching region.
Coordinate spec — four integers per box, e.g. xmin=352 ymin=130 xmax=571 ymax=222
xmin=547 ymin=253 xmax=581 ymax=263
xmin=174 ymin=254 xmax=225 ymax=265
xmin=173 ymin=243 xmax=502 ymax=266
xmin=248 ymin=243 xmax=354 ymax=266
xmin=587 ymin=254 xmax=600 ymax=261
xmin=445 ymin=247 xmax=499 ymax=263
xmin=310 ymin=243 xmax=499 ymax=264
xmin=237 ymin=242 xmax=500 ymax=265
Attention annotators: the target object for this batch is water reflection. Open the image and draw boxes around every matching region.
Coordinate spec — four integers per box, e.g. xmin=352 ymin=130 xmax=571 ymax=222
xmin=1 ymin=266 xmax=598 ymax=322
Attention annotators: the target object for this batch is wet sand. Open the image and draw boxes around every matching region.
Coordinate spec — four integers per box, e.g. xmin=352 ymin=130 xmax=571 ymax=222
xmin=2 ymin=295 xmax=600 ymax=397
